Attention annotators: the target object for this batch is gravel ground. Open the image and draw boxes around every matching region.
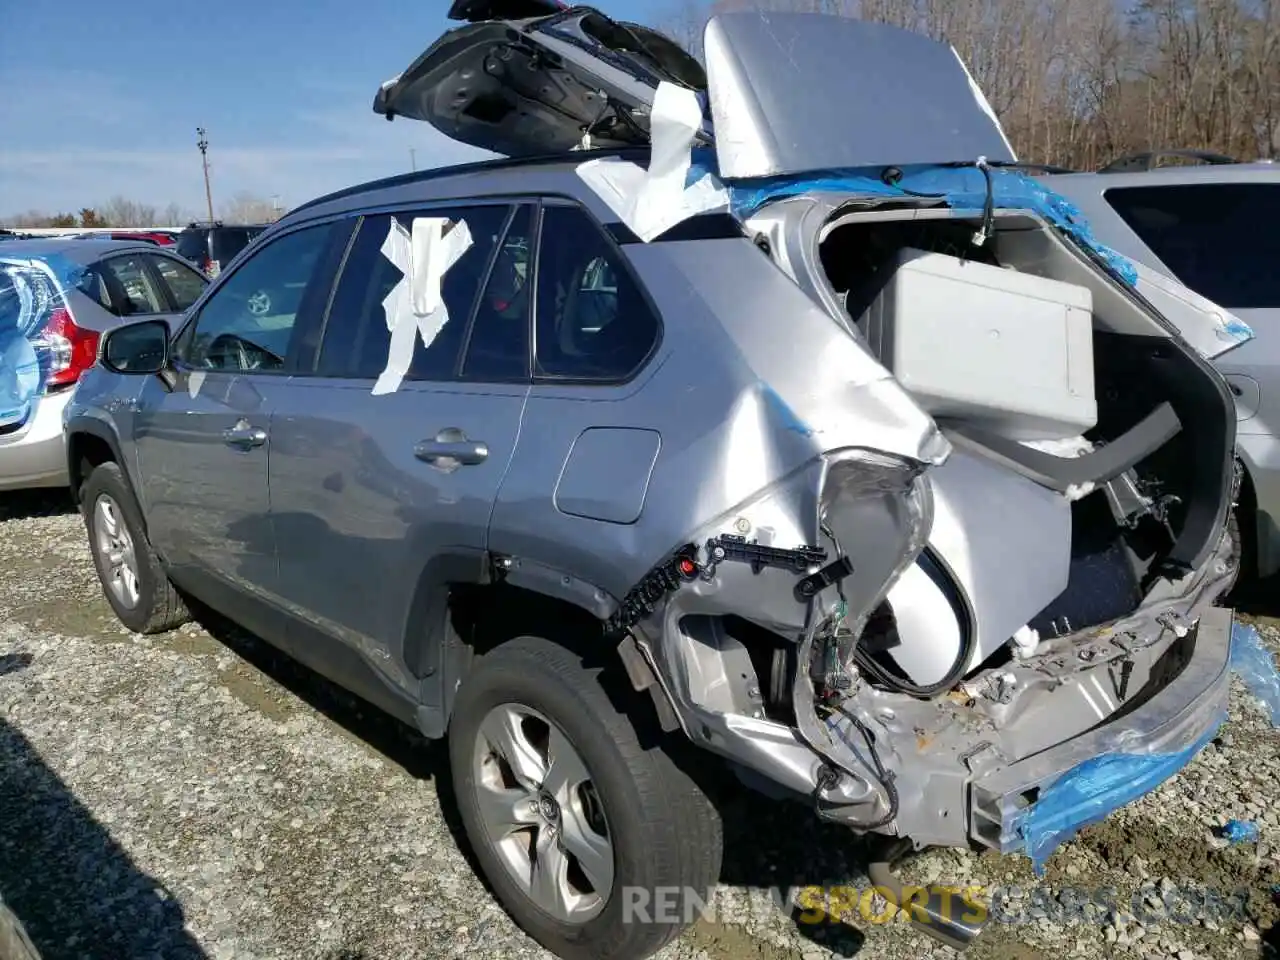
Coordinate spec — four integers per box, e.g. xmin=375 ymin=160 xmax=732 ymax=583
xmin=0 ymin=488 xmax=1277 ymax=960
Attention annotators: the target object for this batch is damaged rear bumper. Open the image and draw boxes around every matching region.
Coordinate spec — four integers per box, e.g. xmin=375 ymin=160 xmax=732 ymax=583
xmin=968 ymin=605 xmax=1233 ymax=870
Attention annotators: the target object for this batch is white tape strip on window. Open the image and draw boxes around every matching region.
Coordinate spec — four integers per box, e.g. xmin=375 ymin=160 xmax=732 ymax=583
xmin=373 ymin=216 xmax=473 ymax=396
xmin=576 ymin=81 xmax=729 ymax=243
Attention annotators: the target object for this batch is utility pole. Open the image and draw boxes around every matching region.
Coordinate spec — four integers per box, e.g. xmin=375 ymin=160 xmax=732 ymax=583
xmin=196 ymin=127 xmax=214 ymax=222
xmin=410 ymin=148 xmax=417 ymax=172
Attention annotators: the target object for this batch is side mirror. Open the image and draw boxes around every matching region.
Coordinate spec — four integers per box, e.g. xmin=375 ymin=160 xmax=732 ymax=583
xmin=100 ymin=319 xmax=170 ymax=375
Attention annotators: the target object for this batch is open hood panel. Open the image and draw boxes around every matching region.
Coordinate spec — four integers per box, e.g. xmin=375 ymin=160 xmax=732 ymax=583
xmin=376 ymin=10 xmax=1015 ymax=179
xmin=374 ymin=6 xmax=709 ymax=158
xmin=703 ymin=13 xmax=1016 ymax=179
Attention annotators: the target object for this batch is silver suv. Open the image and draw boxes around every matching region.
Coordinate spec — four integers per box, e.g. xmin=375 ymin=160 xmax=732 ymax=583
xmin=1039 ymin=155 xmax=1280 ymax=583
xmin=64 ymin=10 xmax=1244 ymax=959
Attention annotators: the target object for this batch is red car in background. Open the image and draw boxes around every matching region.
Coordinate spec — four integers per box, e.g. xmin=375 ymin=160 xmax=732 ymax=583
xmin=99 ymin=231 xmax=177 ymax=246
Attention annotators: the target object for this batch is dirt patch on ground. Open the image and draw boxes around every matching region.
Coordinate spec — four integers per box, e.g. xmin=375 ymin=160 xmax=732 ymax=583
xmin=687 ymin=918 xmax=804 ymax=960
xmin=1079 ymin=818 xmax=1279 ymax=931
xmin=216 ymin=661 xmax=298 ymax=723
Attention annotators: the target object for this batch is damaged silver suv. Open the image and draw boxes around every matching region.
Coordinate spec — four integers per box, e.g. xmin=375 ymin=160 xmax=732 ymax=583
xmin=64 ymin=7 xmax=1249 ymax=958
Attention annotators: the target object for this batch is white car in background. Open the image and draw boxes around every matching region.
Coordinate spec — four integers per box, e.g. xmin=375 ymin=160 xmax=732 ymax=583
xmin=1041 ymin=152 xmax=1280 ymax=582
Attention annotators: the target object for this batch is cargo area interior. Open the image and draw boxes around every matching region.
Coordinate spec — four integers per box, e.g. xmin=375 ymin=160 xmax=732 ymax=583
xmin=817 ymin=206 xmax=1232 ymax=661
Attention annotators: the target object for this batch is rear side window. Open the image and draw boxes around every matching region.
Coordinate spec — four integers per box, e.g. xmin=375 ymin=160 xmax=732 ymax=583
xmin=1105 ymin=183 xmax=1280 ymax=309
xmin=99 ymin=255 xmax=166 ymax=316
xmin=533 ymin=205 xmax=659 ymax=381
xmin=175 ymin=230 xmax=207 ymax=263
xmin=316 ymin=205 xmax=510 ymax=382
xmin=462 ymin=205 xmax=534 ymax=381
xmin=149 ymin=255 xmax=207 ymax=310
xmin=211 ymin=228 xmax=254 ymax=264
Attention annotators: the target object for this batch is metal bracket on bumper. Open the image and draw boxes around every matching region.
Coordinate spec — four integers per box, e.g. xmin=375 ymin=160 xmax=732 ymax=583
xmin=969 ymin=606 xmax=1234 ymax=865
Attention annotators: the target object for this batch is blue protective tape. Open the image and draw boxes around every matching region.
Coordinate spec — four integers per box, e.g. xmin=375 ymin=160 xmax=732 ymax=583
xmin=1230 ymin=622 xmax=1280 ymax=726
xmin=1018 ymin=622 xmax=1280 ymax=872
xmin=1220 ymin=819 xmax=1260 ymax=844
xmin=690 ymin=159 xmax=1143 ymax=287
xmin=1018 ymin=711 xmax=1226 ymax=876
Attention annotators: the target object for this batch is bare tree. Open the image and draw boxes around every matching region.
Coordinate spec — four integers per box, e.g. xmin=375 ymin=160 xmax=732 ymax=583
xmin=660 ymin=0 xmax=1280 ymax=169
xmin=99 ymin=195 xmax=159 ymax=228
xmin=219 ymin=191 xmax=279 ymax=224
xmin=161 ymin=202 xmax=188 ymax=227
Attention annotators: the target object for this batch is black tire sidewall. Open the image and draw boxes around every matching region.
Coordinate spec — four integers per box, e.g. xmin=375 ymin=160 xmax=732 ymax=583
xmin=449 ymin=638 xmax=689 ymax=960
xmin=81 ymin=463 xmax=160 ymax=633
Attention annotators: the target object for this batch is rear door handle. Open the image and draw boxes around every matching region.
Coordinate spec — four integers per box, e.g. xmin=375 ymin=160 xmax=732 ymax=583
xmin=223 ymin=419 xmax=267 ymax=450
xmin=414 ymin=428 xmax=489 ymax=470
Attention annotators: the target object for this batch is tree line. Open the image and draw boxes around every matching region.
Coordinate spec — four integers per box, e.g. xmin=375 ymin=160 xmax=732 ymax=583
xmin=4 ymin=192 xmax=285 ymax=230
xmin=666 ymin=0 xmax=1279 ymax=170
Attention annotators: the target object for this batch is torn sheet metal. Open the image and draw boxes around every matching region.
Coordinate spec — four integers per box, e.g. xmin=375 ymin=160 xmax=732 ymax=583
xmin=576 ymin=81 xmax=728 ymax=243
xmin=1230 ymin=622 xmax=1280 ymax=726
xmin=1128 ymin=259 xmax=1254 ymax=356
xmin=1018 ymin=711 xmax=1226 ymax=875
xmin=373 ymin=216 xmax=473 ymax=396
xmin=709 ymin=163 xmax=1145 ymax=288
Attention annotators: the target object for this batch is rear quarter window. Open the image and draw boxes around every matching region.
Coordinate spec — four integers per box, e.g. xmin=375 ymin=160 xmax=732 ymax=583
xmin=176 ymin=231 xmax=208 ymax=262
xmin=1104 ymin=182 xmax=1280 ymax=309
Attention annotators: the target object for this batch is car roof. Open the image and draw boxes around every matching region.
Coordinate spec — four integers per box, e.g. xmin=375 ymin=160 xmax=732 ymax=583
xmin=283 ymin=148 xmax=643 ymax=224
xmin=1044 ymin=161 xmax=1280 ymax=189
xmin=0 ymin=237 xmax=169 ymax=263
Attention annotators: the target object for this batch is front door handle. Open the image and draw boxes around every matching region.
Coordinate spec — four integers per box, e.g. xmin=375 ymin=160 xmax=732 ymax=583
xmin=223 ymin=419 xmax=267 ymax=450
xmin=414 ymin=428 xmax=489 ymax=471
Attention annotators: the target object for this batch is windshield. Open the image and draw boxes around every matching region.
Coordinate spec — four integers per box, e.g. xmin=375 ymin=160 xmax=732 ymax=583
xmin=1104 ymin=182 xmax=1280 ymax=310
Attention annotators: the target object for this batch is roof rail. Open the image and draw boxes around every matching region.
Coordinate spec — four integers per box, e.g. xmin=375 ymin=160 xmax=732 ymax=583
xmin=1097 ymin=149 xmax=1239 ymax=173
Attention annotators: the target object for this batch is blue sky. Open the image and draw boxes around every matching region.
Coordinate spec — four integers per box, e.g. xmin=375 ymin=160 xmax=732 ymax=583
xmin=0 ymin=0 xmax=689 ymax=219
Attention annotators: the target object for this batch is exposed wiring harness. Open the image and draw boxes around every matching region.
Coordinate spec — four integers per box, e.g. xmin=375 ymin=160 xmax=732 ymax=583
xmin=879 ymin=156 xmax=997 ymax=250
xmin=811 ymin=707 xmax=901 ymax=830
xmin=818 ymin=522 xmax=977 ymax=700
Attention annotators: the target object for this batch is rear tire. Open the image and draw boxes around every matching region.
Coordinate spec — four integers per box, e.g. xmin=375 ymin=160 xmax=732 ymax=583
xmin=81 ymin=462 xmax=189 ymax=634
xmin=449 ymin=635 xmax=722 ymax=960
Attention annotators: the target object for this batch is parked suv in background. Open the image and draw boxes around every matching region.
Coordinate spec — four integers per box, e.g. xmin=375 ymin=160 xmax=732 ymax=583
xmin=174 ymin=221 xmax=266 ymax=277
xmin=0 ymin=238 xmax=207 ymax=490
xmin=1041 ymin=154 xmax=1280 ymax=582
xmin=64 ymin=10 xmax=1246 ymax=959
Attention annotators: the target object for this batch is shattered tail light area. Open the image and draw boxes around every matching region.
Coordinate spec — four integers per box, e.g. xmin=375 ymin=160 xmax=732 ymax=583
xmin=1 ymin=257 xmax=99 ymax=416
xmin=0 ymin=260 xmax=57 ymax=428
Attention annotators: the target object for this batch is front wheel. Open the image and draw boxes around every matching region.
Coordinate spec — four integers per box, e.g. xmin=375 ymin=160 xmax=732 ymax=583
xmin=81 ymin=462 xmax=189 ymax=634
xmin=449 ymin=635 xmax=722 ymax=960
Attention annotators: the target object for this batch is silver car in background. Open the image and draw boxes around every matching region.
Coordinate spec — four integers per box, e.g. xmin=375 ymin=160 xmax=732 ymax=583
xmin=0 ymin=239 xmax=207 ymax=491
xmin=1040 ymin=157 xmax=1280 ymax=581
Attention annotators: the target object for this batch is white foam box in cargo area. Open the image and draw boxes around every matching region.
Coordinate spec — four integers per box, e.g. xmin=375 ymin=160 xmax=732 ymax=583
xmin=858 ymin=247 xmax=1097 ymax=440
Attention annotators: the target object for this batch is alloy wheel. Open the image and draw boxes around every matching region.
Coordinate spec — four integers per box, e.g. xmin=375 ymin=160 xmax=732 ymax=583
xmin=471 ymin=703 xmax=614 ymax=924
xmin=93 ymin=493 xmax=140 ymax=609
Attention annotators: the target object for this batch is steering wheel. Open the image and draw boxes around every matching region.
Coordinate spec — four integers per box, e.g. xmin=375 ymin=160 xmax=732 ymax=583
xmin=246 ymin=290 xmax=271 ymax=316
xmin=207 ymin=332 xmax=254 ymax=370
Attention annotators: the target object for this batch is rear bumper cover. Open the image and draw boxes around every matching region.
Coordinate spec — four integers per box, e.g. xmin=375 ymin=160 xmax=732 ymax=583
xmin=0 ymin=391 xmax=72 ymax=491
xmin=969 ymin=605 xmax=1233 ymax=870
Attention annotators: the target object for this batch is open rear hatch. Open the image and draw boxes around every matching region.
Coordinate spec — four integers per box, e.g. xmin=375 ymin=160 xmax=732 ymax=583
xmin=375 ymin=6 xmax=1016 ymax=176
xmin=374 ymin=3 xmax=711 ymax=156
